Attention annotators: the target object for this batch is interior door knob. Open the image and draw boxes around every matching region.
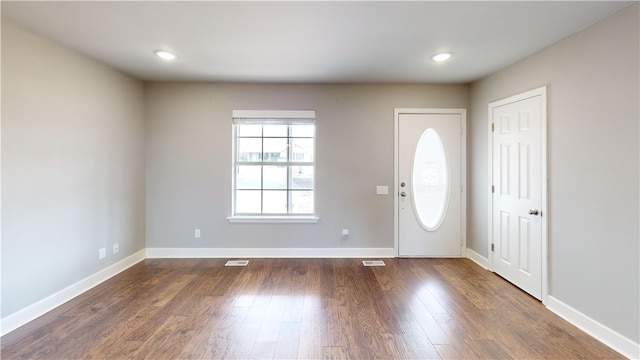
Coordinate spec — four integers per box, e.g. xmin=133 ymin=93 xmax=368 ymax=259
xmin=529 ymin=209 xmax=540 ymax=216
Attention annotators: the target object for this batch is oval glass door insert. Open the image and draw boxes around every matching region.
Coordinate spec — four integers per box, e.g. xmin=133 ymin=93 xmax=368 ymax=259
xmin=412 ymin=128 xmax=449 ymax=231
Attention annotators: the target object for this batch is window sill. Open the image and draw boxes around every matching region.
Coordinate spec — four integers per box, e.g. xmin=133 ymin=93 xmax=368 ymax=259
xmin=227 ymin=216 xmax=319 ymax=224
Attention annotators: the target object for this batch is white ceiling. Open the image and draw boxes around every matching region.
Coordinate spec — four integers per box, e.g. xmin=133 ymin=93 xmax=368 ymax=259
xmin=1 ymin=1 xmax=634 ymax=83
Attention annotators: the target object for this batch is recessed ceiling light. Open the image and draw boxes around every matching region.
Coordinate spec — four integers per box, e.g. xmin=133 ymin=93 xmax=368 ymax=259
xmin=154 ymin=50 xmax=177 ymax=61
xmin=431 ymin=52 xmax=453 ymax=62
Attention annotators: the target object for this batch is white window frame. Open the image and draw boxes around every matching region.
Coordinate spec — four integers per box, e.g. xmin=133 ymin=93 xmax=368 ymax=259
xmin=228 ymin=110 xmax=319 ymax=223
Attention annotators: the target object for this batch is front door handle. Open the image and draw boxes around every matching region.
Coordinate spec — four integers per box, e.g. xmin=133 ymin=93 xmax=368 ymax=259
xmin=400 ymin=192 xmax=406 ymax=197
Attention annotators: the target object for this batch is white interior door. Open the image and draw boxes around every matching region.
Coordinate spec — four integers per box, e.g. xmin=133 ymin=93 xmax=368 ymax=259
xmin=396 ymin=109 xmax=465 ymax=257
xmin=489 ymin=87 xmax=547 ymax=300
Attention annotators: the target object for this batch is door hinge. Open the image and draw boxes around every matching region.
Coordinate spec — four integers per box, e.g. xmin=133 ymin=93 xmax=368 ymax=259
xmin=491 ymin=123 xmax=495 ymax=132
xmin=491 ymin=185 xmax=495 ymax=193
xmin=491 ymin=243 xmax=495 ymax=252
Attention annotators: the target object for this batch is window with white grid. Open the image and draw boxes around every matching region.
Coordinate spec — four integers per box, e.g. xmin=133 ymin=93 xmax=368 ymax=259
xmin=231 ymin=110 xmax=315 ymax=219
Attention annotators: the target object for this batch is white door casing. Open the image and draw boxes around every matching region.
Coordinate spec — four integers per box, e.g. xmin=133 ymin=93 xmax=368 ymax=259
xmin=488 ymin=87 xmax=547 ymax=302
xmin=394 ymin=108 xmax=466 ymax=257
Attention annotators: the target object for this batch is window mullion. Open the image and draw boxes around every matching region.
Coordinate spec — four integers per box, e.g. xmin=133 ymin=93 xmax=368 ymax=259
xmin=260 ymin=126 xmax=265 ymax=214
xmin=287 ymin=125 xmax=292 ymax=214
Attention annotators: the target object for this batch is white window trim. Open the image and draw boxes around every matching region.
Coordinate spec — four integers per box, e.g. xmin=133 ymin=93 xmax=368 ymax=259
xmin=227 ymin=216 xmax=319 ymax=224
xmin=232 ymin=109 xmax=316 ymax=121
xmin=229 ymin=110 xmax=318 ymax=222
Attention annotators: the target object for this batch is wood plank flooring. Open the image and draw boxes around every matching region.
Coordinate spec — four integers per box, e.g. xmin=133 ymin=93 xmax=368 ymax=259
xmin=1 ymin=258 xmax=622 ymax=359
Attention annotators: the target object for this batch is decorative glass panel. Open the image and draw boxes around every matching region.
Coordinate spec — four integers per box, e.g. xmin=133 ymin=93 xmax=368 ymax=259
xmin=412 ymin=128 xmax=449 ymax=231
xmin=290 ymin=138 xmax=314 ymax=162
xmin=291 ymin=124 xmax=314 ymax=137
xmin=263 ymin=124 xmax=288 ymax=137
xmin=263 ymin=166 xmax=287 ymax=189
xmin=291 ymin=166 xmax=314 ymax=189
xmin=236 ymin=190 xmax=261 ymax=213
xmin=263 ymin=138 xmax=288 ymax=162
xmin=263 ymin=191 xmax=287 ymax=213
xmin=237 ymin=125 xmax=262 ymax=137
xmin=237 ymin=138 xmax=262 ymax=162
xmin=236 ymin=166 xmax=261 ymax=189
xmin=291 ymin=191 xmax=314 ymax=214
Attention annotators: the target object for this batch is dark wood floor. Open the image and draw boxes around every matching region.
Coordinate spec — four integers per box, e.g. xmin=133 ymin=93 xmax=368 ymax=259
xmin=1 ymin=258 xmax=622 ymax=359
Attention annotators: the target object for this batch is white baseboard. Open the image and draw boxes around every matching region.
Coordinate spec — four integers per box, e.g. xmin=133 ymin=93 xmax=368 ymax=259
xmin=146 ymin=247 xmax=395 ymax=259
xmin=0 ymin=250 xmax=146 ymax=337
xmin=546 ymin=295 xmax=639 ymax=359
xmin=466 ymin=247 xmax=490 ymax=270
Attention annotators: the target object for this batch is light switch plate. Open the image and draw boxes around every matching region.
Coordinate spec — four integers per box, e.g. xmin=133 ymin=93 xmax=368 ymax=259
xmin=376 ymin=186 xmax=389 ymax=195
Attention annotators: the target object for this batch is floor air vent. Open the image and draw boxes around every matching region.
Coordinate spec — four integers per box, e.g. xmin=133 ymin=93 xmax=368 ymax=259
xmin=225 ymin=260 xmax=249 ymax=267
xmin=362 ymin=260 xmax=386 ymax=267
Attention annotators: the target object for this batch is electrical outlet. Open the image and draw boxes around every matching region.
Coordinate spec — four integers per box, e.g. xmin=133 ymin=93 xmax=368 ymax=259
xmin=113 ymin=243 xmax=119 ymax=254
xmin=341 ymin=229 xmax=349 ymax=240
xmin=195 ymin=229 xmax=201 ymax=239
xmin=99 ymin=248 xmax=106 ymax=260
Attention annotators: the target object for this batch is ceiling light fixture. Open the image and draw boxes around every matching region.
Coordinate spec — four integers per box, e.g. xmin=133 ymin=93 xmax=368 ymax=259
xmin=431 ymin=52 xmax=452 ymax=62
xmin=154 ymin=50 xmax=177 ymax=61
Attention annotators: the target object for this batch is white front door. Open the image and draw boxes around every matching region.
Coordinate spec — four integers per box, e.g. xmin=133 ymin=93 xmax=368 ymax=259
xmin=489 ymin=87 xmax=547 ymax=300
xmin=395 ymin=109 xmax=466 ymax=257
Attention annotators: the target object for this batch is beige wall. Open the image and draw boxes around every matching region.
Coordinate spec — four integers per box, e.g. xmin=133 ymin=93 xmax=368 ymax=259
xmin=469 ymin=4 xmax=639 ymax=342
xmin=1 ymin=20 xmax=146 ymax=317
xmin=145 ymin=83 xmax=469 ymax=250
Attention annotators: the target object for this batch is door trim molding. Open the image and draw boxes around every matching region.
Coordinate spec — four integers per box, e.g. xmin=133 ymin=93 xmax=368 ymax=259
xmin=487 ymin=86 xmax=548 ymax=303
xmin=394 ymin=108 xmax=467 ymax=257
